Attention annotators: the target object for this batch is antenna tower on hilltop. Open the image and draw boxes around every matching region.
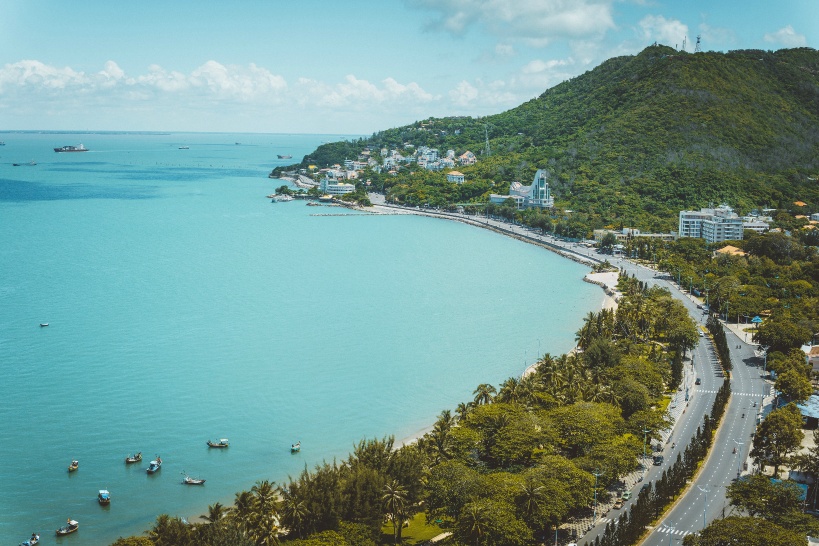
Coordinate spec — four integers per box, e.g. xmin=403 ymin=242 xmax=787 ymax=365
xmin=682 ymin=36 xmax=687 ymax=51
xmin=484 ymin=125 xmax=491 ymax=156
xmin=695 ymin=35 xmax=702 ymax=53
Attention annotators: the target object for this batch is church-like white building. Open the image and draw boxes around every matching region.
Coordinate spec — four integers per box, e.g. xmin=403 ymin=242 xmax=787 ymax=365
xmin=489 ymin=169 xmax=555 ymax=210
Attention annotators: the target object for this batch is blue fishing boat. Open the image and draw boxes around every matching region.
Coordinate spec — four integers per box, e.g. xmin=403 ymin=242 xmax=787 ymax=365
xmin=147 ymin=456 xmax=162 ymax=474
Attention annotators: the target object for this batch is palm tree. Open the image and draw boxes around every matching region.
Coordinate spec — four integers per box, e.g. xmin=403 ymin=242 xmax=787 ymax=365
xmin=202 ymin=502 xmax=229 ymax=524
xmin=472 ymin=383 xmax=496 ymax=406
xmin=278 ymin=487 xmax=310 ymax=539
xmin=518 ymin=480 xmax=546 ymax=529
xmin=455 ymin=401 xmax=474 ymax=422
xmin=458 ymin=502 xmax=490 ymax=546
xmin=382 ymin=480 xmax=408 ymax=544
xmin=231 ymin=490 xmax=255 ymax=535
xmin=496 ymin=377 xmax=521 ymax=403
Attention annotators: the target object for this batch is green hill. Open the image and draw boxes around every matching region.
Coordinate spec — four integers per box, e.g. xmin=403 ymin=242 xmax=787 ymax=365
xmin=288 ymin=45 xmax=819 ymax=233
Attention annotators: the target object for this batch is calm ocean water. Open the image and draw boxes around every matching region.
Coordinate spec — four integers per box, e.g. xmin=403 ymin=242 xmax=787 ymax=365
xmin=0 ymin=132 xmax=601 ymax=544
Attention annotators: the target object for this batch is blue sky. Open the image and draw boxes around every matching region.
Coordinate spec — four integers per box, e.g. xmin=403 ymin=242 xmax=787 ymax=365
xmin=1 ymin=0 xmax=816 ymax=134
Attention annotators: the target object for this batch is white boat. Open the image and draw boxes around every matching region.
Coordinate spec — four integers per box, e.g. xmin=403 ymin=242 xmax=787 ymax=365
xmin=98 ymin=489 xmax=111 ymax=505
xmin=271 ymin=194 xmax=294 ymax=202
xmin=147 ymin=456 xmax=162 ymax=474
xmin=291 ymin=441 xmax=301 ymax=453
xmin=182 ymin=472 xmax=206 ymax=485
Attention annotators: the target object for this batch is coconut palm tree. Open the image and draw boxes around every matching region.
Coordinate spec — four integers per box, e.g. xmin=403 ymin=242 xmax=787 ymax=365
xmin=455 ymin=401 xmax=474 ymax=422
xmin=382 ymin=480 xmax=408 ymax=544
xmin=278 ymin=487 xmax=310 ymax=539
xmin=472 ymin=383 xmax=496 ymax=406
xmin=458 ymin=502 xmax=490 ymax=546
xmin=231 ymin=490 xmax=255 ymax=535
xmin=202 ymin=502 xmax=229 ymax=524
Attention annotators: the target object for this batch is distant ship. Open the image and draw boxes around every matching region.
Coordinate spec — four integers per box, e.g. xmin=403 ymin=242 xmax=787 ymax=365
xmin=179 ymin=146 xmax=189 ymax=150
xmin=277 ymin=154 xmax=292 ymax=159
xmin=54 ymin=144 xmax=88 ymax=153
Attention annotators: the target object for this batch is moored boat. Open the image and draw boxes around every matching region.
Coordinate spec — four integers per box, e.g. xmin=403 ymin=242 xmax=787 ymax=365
xmin=98 ymin=489 xmax=111 ymax=505
xmin=20 ymin=532 xmax=39 ymax=545
xmin=182 ymin=472 xmax=206 ymax=485
xmin=54 ymin=144 xmax=87 ymax=153
xmin=271 ymin=194 xmax=294 ymax=202
xmin=207 ymin=438 xmax=229 ymax=448
xmin=147 ymin=456 xmax=162 ymax=474
xmin=55 ymin=520 xmax=79 ymax=536
xmin=68 ymin=460 xmax=79 ymax=472
xmin=277 ymin=154 xmax=292 ymax=159
xmin=291 ymin=441 xmax=301 ymax=453
xmin=125 ymin=452 xmax=142 ymax=464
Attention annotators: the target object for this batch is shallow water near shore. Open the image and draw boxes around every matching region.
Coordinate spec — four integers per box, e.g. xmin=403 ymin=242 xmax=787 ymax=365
xmin=0 ymin=132 xmax=601 ymax=544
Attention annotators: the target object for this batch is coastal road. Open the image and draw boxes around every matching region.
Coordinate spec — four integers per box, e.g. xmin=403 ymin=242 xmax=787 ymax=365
xmin=363 ymin=199 xmax=766 ymax=544
xmin=612 ymin=257 xmax=768 ymax=545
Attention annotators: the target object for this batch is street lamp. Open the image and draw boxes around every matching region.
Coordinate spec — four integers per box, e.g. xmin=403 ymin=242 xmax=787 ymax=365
xmin=697 ymin=486 xmax=710 ymax=529
xmin=642 ymin=426 xmax=651 ymax=477
xmin=592 ymin=469 xmax=604 ymax=525
xmin=734 ymin=440 xmax=745 ymax=477
xmin=666 ymin=521 xmax=675 ymax=546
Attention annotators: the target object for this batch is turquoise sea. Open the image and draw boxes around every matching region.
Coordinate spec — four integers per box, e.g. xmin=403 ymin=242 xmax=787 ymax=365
xmin=0 ymin=132 xmax=601 ymax=544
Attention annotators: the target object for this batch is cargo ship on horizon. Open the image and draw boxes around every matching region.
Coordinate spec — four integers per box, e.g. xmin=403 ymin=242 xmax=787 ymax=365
xmin=54 ymin=144 xmax=88 ymax=153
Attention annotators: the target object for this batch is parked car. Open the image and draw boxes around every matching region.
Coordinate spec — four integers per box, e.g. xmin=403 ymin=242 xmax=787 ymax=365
xmin=695 ymin=377 xmax=702 ymax=385
xmin=613 ymin=499 xmax=625 ymax=509
xmin=622 ymin=491 xmax=632 ymax=500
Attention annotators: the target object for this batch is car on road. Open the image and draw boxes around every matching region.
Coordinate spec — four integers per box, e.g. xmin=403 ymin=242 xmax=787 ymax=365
xmin=653 ymin=455 xmax=664 ymax=466
xmin=613 ymin=499 xmax=625 ymax=509
xmin=695 ymin=377 xmax=702 ymax=385
xmin=699 ymin=330 xmax=705 ymax=337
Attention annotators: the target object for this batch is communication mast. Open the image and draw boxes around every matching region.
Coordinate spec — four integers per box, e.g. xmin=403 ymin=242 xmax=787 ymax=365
xmin=484 ymin=125 xmax=491 ymax=156
xmin=682 ymin=36 xmax=687 ymax=51
xmin=695 ymin=34 xmax=702 ymax=53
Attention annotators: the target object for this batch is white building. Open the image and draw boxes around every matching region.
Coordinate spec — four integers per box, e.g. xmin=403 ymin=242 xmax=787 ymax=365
xmin=489 ymin=169 xmax=554 ymax=210
xmin=446 ymin=171 xmax=465 ymax=184
xmin=679 ymin=205 xmax=744 ymax=243
xmin=319 ymin=174 xmax=356 ymax=196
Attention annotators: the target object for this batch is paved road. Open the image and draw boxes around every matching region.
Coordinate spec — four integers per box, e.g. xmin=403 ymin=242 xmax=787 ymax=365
xmin=613 ymin=258 xmax=768 ymax=546
xmin=361 ymin=200 xmax=767 ymax=545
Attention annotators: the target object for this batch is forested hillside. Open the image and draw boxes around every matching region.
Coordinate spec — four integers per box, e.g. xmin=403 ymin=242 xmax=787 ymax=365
xmin=290 ymin=45 xmax=819 ymax=233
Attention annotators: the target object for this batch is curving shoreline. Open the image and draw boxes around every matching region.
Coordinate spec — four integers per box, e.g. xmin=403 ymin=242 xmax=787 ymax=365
xmin=362 ymin=199 xmax=622 ymax=448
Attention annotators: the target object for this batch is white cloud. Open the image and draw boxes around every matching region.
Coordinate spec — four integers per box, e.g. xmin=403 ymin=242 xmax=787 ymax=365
xmin=449 ymin=80 xmax=480 ymax=107
xmin=763 ymin=25 xmax=807 ymax=47
xmin=0 ymin=60 xmax=87 ymax=91
xmin=638 ymin=15 xmax=688 ymax=49
xmin=407 ymin=0 xmax=615 ymax=45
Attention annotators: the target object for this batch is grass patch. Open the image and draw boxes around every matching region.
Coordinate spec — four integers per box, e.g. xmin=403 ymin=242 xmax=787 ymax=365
xmin=379 ymin=512 xmax=447 ymax=544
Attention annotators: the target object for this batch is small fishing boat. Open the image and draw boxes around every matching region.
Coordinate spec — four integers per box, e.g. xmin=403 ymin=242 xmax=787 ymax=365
xmin=178 ymin=146 xmax=189 ymax=150
xmin=207 ymin=438 xmax=229 ymax=448
xmin=98 ymin=489 xmax=111 ymax=505
xmin=55 ymin=520 xmax=79 ymax=536
xmin=68 ymin=460 xmax=79 ymax=472
xmin=147 ymin=456 xmax=162 ymax=474
xmin=20 ymin=532 xmax=39 ymax=545
xmin=291 ymin=441 xmax=301 ymax=453
xmin=182 ymin=472 xmax=206 ymax=485
xmin=40 ymin=323 xmax=49 ymax=327
xmin=125 ymin=452 xmax=142 ymax=464
xmin=277 ymin=154 xmax=292 ymax=159
xmin=13 ymin=160 xmax=37 ymax=166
